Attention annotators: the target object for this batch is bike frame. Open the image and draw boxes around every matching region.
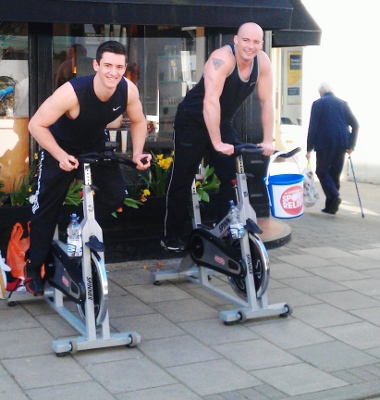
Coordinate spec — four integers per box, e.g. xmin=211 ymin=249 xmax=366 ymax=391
xmin=10 ymin=153 xmax=141 ymax=354
xmin=152 ymin=147 xmax=293 ymax=324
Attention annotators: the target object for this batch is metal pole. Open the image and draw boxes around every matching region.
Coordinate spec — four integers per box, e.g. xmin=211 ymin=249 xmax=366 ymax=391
xmin=348 ymin=155 xmax=365 ymax=218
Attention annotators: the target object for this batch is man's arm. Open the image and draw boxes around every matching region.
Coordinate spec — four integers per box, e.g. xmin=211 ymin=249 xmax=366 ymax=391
xmin=202 ymin=46 xmax=235 ymax=156
xmin=347 ymin=104 xmax=359 ymax=152
xmin=305 ymin=101 xmax=318 ymax=160
xmin=124 ymin=78 xmax=151 ymax=169
xmin=256 ymin=50 xmax=275 ymax=156
xmin=28 ymin=82 xmax=80 ymax=171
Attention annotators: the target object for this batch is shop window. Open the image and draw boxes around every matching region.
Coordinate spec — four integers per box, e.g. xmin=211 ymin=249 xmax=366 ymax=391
xmin=52 ymin=24 xmax=202 ymax=144
xmin=0 ymin=22 xmax=29 ymax=193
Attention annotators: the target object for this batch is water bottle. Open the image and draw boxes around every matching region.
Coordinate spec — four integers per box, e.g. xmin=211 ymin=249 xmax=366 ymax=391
xmin=66 ymin=213 xmax=82 ymax=257
xmin=228 ymin=200 xmax=245 ymax=239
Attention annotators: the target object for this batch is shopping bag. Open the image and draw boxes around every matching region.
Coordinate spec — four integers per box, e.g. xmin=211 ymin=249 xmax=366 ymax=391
xmin=5 ymin=222 xmax=30 ymax=280
xmin=302 ymin=161 xmax=319 ymax=207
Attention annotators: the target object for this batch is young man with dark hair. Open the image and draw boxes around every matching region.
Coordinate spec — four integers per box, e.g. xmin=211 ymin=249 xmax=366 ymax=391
xmin=26 ymin=40 xmax=151 ymax=295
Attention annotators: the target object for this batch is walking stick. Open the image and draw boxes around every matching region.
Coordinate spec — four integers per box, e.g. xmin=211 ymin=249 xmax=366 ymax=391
xmin=348 ymin=155 xmax=365 ymax=218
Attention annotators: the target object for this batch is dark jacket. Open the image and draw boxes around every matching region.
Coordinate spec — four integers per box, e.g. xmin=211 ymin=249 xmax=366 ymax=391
xmin=307 ymin=92 xmax=359 ymax=152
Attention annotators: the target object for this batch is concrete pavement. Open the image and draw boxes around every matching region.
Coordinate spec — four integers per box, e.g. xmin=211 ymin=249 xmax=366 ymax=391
xmin=2 ymin=177 xmax=380 ymax=400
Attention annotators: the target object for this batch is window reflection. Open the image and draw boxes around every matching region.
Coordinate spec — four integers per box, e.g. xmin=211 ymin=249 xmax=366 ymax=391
xmin=52 ymin=24 xmax=201 ymax=140
xmin=0 ymin=22 xmax=29 ymax=193
xmin=55 ymin=44 xmax=93 ymax=89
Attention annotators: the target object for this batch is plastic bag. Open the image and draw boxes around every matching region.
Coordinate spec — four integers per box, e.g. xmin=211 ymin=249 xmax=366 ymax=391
xmin=5 ymin=222 xmax=30 ymax=280
xmin=302 ymin=163 xmax=319 ymax=207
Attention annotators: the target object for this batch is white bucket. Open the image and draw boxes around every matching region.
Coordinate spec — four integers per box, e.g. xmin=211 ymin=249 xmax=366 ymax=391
xmin=267 ymin=173 xmax=304 ymax=219
xmin=265 ymin=150 xmax=304 ymax=219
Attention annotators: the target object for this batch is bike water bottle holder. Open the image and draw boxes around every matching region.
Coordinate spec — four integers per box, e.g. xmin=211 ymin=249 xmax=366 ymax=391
xmin=189 ymin=228 xmax=246 ymax=279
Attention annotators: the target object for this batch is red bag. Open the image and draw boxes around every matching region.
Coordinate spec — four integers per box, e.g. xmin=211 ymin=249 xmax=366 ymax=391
xmin=5 ymin=222 xmax=30 ymax=280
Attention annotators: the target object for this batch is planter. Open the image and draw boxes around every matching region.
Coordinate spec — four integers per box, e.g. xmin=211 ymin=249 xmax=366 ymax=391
xmin=101 ymin=196 xmax=167 ymax=241
xmin=0 ymin=196 xmax=218 ymax=263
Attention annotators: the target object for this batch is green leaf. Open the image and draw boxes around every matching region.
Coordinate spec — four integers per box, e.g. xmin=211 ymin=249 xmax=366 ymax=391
xmin=203 ymin=165 xmax=215 ymax=182
xmin=196 ymin=188 xmax=210 ymax=202
xmin=200 ymin=174 xmax=220 ymax=191
xmin=124 ymin=197 xmax=143 ymax=208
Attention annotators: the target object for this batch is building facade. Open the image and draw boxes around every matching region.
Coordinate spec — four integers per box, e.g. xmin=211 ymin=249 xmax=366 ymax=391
xmin=0 ymin=0 xmax=320 ymax=197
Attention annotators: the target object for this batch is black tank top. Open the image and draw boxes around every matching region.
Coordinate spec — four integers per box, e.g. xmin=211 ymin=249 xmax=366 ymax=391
xmin=50 ymin=75 xmax=128 ymax=152
xmin=179 ymin=44 xmax=259 ymax=127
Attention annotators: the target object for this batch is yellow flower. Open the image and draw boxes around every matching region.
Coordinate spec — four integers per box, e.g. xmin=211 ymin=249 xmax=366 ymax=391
xmin=195 ymin=181 xmax=201 ymax=188
xmin=158 ymin=156 xmax=173 ymax=170
xmin=156 ymin=154 xmax=164 ymax=161
xmin=143 ymin=188 xmax=151 ymax=196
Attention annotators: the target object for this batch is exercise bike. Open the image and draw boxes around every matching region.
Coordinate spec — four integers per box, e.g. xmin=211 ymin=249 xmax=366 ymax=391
xmin=152 ymin=143 xmax=300 ymax=324
xmin=9 ymin=149 xmax=142 ymax=354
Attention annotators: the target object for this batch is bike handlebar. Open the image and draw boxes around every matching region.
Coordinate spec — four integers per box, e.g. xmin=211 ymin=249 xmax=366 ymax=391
xmin=233 ymin=143 xmax=263 ymax=156
xmin=273 ymin=147 xmax=301 ymax=159
xmin=233 ymin=143 xmax=301 ymax=159
xmin=77 ymin=150 xmax=147 ymax=169
xmin=77 ymin=146 xmax=301 ymax=168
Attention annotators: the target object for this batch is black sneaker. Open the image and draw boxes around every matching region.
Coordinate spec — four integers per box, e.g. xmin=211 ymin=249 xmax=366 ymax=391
xmin=24 ymin=263 xmax=44 ymax=297
xmin=160 ymin=236 xmax=186 ymax=252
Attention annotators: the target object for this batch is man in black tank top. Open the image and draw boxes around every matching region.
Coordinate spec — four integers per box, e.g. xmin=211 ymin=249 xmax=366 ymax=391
xmin=162 ymin=22 xmax=275 ymax=252
xmin=25 ymin=41 xmax=151 ymax=296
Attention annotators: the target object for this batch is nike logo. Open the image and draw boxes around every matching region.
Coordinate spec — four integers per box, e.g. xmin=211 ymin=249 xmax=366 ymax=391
xmin=113 ymin=106 xmax=121 ymax=111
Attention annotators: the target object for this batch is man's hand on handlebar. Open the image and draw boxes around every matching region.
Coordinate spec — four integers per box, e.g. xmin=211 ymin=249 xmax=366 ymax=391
xmin=257 ymin=140 xmax=275 ymax=156
xmin=133 ymin=153 xmax=152 ymax=170
xmin=214 ymin=142 xmax=235 ymax=156
xmin=59 ymin=154 xmax=79 ymax=171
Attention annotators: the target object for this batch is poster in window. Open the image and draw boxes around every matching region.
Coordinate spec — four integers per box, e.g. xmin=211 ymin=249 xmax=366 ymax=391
xmin=287 ymin=52 xmax=302 ymax=105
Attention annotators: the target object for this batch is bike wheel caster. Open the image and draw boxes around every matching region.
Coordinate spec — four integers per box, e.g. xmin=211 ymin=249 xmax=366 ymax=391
xmin=127 ymin=332 xmax=139 ymax=348
xmin=223 ymin=310 xmax=247 ymax=325
xmin=237 ymin=310 xmax=247 ymax=322
xmin=280 ymin=304 xmax=293 ymax=318
xmin=69 ymin=340 xmax=78 ymax=354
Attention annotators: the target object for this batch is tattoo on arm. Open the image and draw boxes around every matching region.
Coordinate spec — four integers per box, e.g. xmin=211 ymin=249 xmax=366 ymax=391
xmin=212 ymin=58 xmax=225 ymax=70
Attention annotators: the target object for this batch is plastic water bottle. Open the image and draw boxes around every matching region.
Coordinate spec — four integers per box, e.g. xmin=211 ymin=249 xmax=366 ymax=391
xmin=67 ymin=214 xmax=82 ymax=257
xmin=228 ymin=200 xmax=245 ymax=239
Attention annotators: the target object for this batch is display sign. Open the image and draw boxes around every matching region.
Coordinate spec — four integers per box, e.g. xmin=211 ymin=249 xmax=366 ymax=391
xmin=287 ymin=52 xmax=302 ymax=105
